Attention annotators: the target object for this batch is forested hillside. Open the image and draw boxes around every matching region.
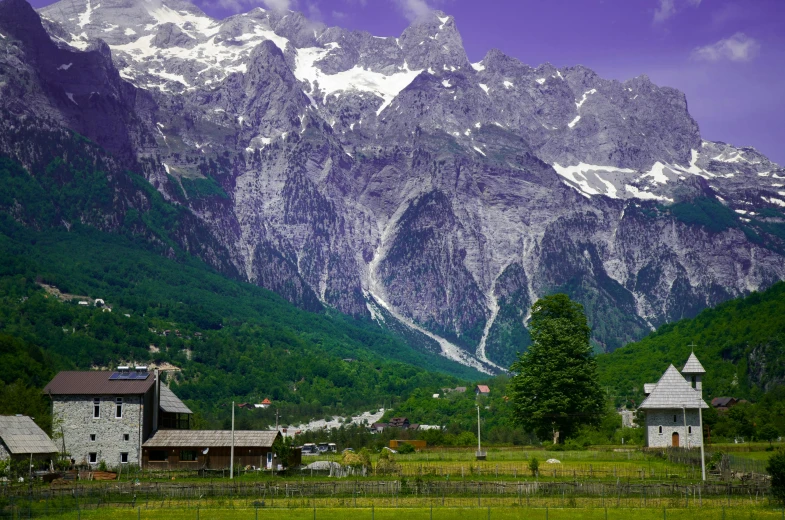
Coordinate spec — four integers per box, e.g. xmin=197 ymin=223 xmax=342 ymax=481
xmin=598 ymin=281 xmax=785 ymax=404
xmin=0 ymin=151 xmax=486 ymax=433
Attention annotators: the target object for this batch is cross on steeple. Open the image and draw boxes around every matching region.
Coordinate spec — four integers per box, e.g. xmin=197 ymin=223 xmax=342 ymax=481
xmin=688 ymin=342 xmax=697 ymax=353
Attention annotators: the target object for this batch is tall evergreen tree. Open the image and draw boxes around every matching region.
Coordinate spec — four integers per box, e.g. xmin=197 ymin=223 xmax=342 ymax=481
xmin=509 ymin=294 xmax=604 ymax=442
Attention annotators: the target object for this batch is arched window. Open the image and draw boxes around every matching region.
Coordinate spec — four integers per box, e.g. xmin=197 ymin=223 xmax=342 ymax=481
xmin=658 ymin=426 xmax=663 ymax=434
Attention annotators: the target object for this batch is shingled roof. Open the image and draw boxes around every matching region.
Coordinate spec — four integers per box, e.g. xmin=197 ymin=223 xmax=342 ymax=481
xmin=682 ymin=353 xmax=706 ymax=374
xmin=159 ymin=385 xmax=192 ymax=414
xmin=143 ymin=430 xmax=280 ymax=448
xmin=639 ymin=365 xmax=708 ymax=410
xmin=0 ymin=416 xmax=58 ymax=455
xmin=43 ymin=371 xmax=155 ymax=395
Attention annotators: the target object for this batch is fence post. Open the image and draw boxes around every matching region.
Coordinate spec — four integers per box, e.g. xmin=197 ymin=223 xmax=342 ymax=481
xmin=663 ymin=506 xmax=666 ymax=520
xmin=138 ymin=507 xmax=140 ymax=520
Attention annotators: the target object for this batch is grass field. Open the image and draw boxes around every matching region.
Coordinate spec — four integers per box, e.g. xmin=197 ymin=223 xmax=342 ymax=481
xmin=13 ymin=505 xmax=785 ymax=520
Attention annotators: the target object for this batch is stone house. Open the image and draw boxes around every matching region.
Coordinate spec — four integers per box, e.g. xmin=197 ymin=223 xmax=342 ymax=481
xmin=0 ymin=415 xmax=58 ymax=466
xmin=639 ymin=353 xmax=709 ymax=448
xmin=43 ymin=368 xmax=192 ymax=468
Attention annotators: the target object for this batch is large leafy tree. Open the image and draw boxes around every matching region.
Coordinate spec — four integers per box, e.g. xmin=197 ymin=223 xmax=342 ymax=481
xmin=509 ymin=294 xmax=604 ymax=442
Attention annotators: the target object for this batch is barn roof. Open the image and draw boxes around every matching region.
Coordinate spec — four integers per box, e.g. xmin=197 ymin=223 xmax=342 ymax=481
xmin=43 ymin=371 xmax=155 ymax=395
xmin=0 ymin=416 xmax=58 ymax=455
xmin=143 ymin=430 xmax=280 ymax=448
xmin=639 ymin=365 xmax=708 ymax=410
xmin=681 ymin=353 xmax=706 ymax=374
xmin=159 ymin=385 xmax=192 ymax=414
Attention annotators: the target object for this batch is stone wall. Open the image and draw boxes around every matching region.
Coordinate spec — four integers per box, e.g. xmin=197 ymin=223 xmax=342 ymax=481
xmin=645 ymin=408 xmax=702 ymax=448
xmin=53 ymin=392 xmax=150 ymax=467
xmin=0 ymin=440 xmax=9 ymax=461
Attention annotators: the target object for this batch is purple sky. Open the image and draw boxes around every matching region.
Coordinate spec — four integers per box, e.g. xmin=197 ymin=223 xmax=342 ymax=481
xmin=30 ymin=0 xmax=785 ymax=165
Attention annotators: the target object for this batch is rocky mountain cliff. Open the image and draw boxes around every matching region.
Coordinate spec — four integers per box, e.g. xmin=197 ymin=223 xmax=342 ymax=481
xmin=2 ymin=0 xmax=785 ymax=373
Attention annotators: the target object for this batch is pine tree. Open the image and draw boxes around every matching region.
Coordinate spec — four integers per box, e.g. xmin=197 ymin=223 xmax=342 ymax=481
xmin=509 ymin=294 xmax=604 ymax=442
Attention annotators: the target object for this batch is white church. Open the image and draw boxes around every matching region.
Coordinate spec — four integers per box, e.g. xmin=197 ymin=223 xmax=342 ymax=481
xmin=639 ymin=353 xmax=709 ymax=448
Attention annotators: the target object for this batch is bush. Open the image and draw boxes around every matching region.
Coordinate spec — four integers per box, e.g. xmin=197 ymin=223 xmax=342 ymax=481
xmin=528 ymin=456 xmax=539 ymax=477
xmin=767 ymin=450 xmax=785 ymax=505
xmin=396 ymin=442 xmax=415 ymax=454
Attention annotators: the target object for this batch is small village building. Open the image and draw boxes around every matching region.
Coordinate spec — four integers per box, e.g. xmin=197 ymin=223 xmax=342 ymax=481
xmin=369 ymin=423 xmax=387 ymax=434
xmin=475 ymin=385 xmax=490 ymax=396
xmin=0 ymin=415 xmax=58 ymax=466
xmin=388 ymin=417 xmax=410 ymax=428
xmin=142 ymin=430 xmax=299 ymax=470
xmin=711 ymin=397 xmax=738 ymax=412
xmin=639 ymin=353 xmax=709 ymax=448
xmin=442 ymin=386 xmax=466 ymax=394
xmin=43 ymin=368 xmax=192 ymax=468
xmin=255 ymin=399 xmax=271 ymax=409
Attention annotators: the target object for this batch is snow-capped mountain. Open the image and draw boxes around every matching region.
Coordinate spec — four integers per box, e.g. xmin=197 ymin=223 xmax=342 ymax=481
xmin=2 ymin=0 xmax=785 ymax=373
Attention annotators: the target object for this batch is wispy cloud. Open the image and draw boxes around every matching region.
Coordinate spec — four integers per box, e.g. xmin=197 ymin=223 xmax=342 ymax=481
xmin=691 ymin=33 xmax=761 ymax=62
xmin=396 ymin=0 xmax=433 ymax=22
xmin=261 ymin=0 xmax=293 ymax=11
xmin=653 ymin=0 xmax=701 ymax=23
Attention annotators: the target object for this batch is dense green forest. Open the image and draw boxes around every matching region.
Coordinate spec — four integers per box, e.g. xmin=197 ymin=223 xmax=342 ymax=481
xmin=0 ymin=219 xmax=483 ymax=433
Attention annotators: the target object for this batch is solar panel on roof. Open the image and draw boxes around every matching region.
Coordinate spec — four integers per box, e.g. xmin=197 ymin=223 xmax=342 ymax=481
xmin=109 ymin=371 xmax=149 ymax=381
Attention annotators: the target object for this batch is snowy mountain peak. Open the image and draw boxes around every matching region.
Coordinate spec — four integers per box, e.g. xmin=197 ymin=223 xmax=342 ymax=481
xmin=4 ymin=0 xmax=784 ymax=373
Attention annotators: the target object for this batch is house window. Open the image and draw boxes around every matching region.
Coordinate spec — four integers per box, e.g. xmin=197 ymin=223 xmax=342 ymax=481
xmin=180 ymin=450 xmax=198 ymax=462
xmin=121 ymin=452 xmax=129 ymax=464
xmin=691 ymin=376 xmax=696 ymax=389
xmin=658 ymin=426 xmax=663 ymax=434
xmin=93 ymin=398 xmax=100 ymax=418
xmin=673 ymin=415 xmax=677 ymax=422
xmin=88 ymin=453 xmax=97 ymax=464
xmin=123 ymin=434 xmax=130 ymax=441
xmin=148 ymin=450 xmax=168 ymax=462
xmin=688 ymin=426 xmax=692 ymax=434
xmin=115 ymin=397 xmax=123 ymax=418
xmin=89 ymin=434 xmax=96 ymax=442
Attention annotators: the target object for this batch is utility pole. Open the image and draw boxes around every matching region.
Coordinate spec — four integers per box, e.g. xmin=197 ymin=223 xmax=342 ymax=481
xmin=699 ymin=405 xmax=706 ymax=481
xmin=476 ymin=405 xmax=485 ymax=459
xmin=230 ymin=401 xmax=235 ymax=479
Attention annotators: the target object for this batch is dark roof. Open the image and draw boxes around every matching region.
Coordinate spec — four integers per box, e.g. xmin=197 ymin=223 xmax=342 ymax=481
xmin=0 ymin=416 xmax=58 ymax=455
xmin=388 ymin=417 xmax=409 ymax=427
xmin=43 ymin=371 xmax=155 ymax=395
xmin=711 ymin=397 xmax=737 ymax=408
xmin=143 ymin=430 xmax=280 ymax=448
xmin=159 ymin=385 xmax=192 ymax=414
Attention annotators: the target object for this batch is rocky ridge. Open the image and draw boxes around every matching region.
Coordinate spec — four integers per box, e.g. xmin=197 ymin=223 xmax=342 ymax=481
xmin=1 ymin=0 xmax=784 ymax=372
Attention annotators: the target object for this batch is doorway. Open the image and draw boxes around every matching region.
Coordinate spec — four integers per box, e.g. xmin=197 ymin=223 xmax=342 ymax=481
xmin=672 ymin=432 xmax=679 ymax=447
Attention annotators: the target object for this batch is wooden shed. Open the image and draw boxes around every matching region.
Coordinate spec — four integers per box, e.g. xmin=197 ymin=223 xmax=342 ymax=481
xmin=142 ymin=430 xmax=299 ymax=470
xmin=389 ymin=439 xmax=426 ymax=450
